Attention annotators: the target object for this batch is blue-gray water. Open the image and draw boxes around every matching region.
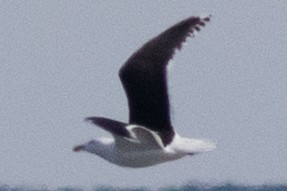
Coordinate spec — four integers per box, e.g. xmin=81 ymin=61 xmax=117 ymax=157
xmin=1 ymin=184 xmax=287 ymax=191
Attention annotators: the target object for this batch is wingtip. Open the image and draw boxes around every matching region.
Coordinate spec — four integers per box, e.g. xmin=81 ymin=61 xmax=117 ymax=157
xmin=84 ymin=117 xmax=94 ymax=123
xmin=203 ymin=14 xmax=212 ymax=22
xmin=186 ymin=14 xmax=212 ymax=37
xmin=199 ymin=13 xmax=212 ymax=21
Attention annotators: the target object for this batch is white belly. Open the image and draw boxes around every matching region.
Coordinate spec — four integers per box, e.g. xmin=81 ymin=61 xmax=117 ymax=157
xmin=113 ymin=148 xmax=184 ymax=168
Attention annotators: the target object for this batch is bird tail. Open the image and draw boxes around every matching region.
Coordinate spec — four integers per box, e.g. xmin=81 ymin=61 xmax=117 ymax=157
xmin=171 ymin=135 xmax=216 ymax=154
xmin=191 ymin=138 xmax=216 ymax=153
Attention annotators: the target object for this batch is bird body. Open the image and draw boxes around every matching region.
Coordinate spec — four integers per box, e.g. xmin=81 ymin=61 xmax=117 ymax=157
xmin=75 ymin=125 xmax=214 ymax=168
xmin=74 ymin=15 xmax=215 ymax=168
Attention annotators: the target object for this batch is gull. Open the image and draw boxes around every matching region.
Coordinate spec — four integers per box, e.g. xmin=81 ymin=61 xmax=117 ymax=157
xmin=73 ymin=16 xmax=215 ymax=168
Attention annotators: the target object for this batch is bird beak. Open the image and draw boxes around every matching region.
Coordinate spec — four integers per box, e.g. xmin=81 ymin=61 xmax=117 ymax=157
xmin=73 ymin=145 xmax=85 ymax=152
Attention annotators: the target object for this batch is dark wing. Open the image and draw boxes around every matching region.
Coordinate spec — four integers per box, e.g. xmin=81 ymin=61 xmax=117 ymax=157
xmin=85 ymin=117 xmax=132 ymax=139
xmin=119 ymin=16 xmax=211 ymax=146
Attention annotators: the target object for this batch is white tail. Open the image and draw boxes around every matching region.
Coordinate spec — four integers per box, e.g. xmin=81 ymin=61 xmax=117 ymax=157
xmin=169 ymin=135 xmax=216 ymax=154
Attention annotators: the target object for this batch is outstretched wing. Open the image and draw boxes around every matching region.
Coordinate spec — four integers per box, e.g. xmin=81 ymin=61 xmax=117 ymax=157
xmin=119 ymin=16 xmax=211 ymax=146
xmin=85 ymin=117 xmax=164 ymax=150
xmin=85 ymin=117 xmax=131 ymax=138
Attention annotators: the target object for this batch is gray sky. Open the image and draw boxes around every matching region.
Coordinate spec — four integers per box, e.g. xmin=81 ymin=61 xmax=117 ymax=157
xmin=1 ymin=0 xmax=287 ymax=189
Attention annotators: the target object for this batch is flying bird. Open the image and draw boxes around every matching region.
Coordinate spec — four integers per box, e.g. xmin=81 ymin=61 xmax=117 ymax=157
xmin=73 ymin=16 xmax=215 ymax=168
